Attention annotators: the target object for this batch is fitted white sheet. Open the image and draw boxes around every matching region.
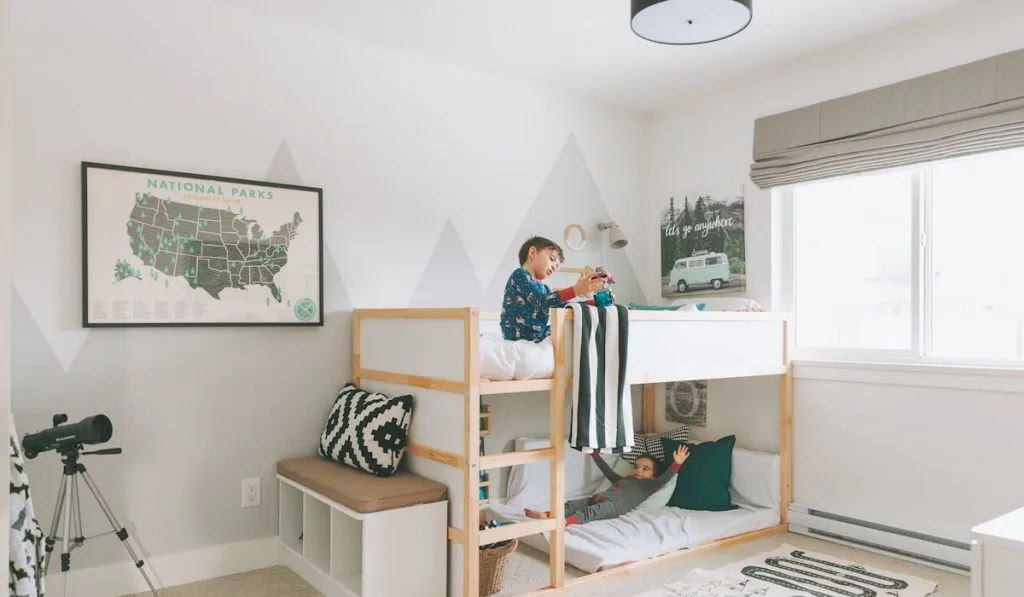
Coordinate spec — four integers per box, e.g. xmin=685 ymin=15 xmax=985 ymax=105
xmin=479 ymin=332 xmax=554 ymax=381
xmin=485 ymin=501 xmax=779 ymax=573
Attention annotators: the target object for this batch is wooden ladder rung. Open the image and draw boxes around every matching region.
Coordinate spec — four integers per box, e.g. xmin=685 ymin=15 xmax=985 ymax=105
xmin=480 ymin=518 xmax=557 ymax=544
xmin=480 ymin=448 xmax=555 ymax=470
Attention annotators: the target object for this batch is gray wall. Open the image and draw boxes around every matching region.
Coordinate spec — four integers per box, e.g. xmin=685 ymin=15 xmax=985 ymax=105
xmin=9 ymin=0 xmax=646 ymax=574
xmin=411 ymin=134 xmax=645 ymax=309
xmin=13 ymin=145 xmax=355 ymax=568
xmin=1 ymin=0 xmax=12 ymax=576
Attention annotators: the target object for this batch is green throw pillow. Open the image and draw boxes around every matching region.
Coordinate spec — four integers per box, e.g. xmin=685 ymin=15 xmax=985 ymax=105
xmin=661 ymin=435 xmax=737 ymax=512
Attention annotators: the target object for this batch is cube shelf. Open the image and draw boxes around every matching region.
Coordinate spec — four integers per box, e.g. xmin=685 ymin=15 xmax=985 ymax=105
xmin=277 ymin=476 xmax=447 ymax=597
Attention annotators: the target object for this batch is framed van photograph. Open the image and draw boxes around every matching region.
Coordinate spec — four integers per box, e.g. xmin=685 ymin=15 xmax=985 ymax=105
xmin=81 ymin=162 xmax=323 ymax=327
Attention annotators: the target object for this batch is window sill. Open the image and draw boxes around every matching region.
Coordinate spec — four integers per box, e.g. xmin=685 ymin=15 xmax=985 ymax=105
xmin=793 ymin=359 xmax=1024 ymax=393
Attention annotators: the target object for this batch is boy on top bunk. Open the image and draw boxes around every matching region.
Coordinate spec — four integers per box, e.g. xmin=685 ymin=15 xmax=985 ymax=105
xmin=525 ymin=446 xmax=689 ymax=526
xmin=500 ymin=236 xmax=604 ymax=343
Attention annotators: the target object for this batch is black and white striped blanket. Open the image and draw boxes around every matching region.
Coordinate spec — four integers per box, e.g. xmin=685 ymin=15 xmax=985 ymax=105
xmin=567 ymin=303 xmax=634 ymax=454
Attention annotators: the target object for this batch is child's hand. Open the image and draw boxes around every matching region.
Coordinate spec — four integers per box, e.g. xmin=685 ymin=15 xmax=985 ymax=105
xmin=573 ymin=274 xmax=602 ymax=297
xmin=672 ymin=445 xmax=689 ymax=465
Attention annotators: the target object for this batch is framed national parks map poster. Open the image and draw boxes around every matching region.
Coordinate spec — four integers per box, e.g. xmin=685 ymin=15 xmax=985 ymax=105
xmin=81 ymin=162 xmax=323 ymax=327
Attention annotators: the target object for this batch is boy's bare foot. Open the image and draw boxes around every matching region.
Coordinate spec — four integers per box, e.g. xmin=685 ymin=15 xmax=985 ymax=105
xmin=524 ymin=508 xmax=552 ymax=519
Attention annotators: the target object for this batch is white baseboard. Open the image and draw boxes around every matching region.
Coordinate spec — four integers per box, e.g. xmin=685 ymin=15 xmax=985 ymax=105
xmin=43 ymin=536 xmax=278 ymax=597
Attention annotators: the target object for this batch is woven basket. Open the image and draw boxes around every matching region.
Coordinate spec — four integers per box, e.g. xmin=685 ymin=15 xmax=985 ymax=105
xmin=479 ymin=538 xmax=518 ymax=596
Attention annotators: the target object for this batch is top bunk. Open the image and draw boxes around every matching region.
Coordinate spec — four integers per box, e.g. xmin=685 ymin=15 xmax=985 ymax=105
xmin=353 ymin=304 xmax=790 ymax=395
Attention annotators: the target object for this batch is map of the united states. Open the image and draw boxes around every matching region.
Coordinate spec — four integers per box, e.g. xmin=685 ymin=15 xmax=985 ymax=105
xmin=124 ymin=192 xmax=301 ymax=302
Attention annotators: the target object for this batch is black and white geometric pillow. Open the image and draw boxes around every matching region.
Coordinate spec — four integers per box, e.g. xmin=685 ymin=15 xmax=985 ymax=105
xmin=622 ymin=425 xmax=689 ymax=463
xmin=319 ymin=383 xmax=414 ymax=477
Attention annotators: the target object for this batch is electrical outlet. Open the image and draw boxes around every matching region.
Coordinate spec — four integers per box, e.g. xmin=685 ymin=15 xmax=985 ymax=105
xmin=242 ymin=477 xmax=261 ymax=508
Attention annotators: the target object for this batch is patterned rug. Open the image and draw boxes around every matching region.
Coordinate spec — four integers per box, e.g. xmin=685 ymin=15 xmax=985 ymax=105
xmin=635 ymin=543 xmax=938 ymax=597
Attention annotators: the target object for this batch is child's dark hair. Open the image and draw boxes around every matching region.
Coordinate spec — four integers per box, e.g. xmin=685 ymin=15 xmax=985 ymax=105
xmin=518 ymin=236 xmax=565 ymax=266
xmin=634 ymin=453 xmax=663 ymax=475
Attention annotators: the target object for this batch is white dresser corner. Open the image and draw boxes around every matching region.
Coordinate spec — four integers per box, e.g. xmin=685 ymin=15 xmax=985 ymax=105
xmin=971 ymin=506 xmax=1024 ymax=597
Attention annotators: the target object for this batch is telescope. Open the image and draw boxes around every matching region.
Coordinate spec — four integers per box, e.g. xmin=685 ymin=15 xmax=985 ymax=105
xmin=21 ymin=413 xmax=158 ymax=595
xmin=22 ymin=413 xmax=113 ymax=459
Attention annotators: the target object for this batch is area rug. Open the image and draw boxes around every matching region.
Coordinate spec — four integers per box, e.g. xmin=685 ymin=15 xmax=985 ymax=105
xmin=635 ymin=543 xmax=938 ymax=597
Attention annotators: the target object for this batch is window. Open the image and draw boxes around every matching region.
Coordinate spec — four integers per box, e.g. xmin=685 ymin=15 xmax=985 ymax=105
xmin=781 ymin=146 xmax=1024 ymax=367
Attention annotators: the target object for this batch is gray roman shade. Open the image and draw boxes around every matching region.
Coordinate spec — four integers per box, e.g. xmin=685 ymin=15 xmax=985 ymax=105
xmin=750 ymin=48 xmax=1024 ymax=189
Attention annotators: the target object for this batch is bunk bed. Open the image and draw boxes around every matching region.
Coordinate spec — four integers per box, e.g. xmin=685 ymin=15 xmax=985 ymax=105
xmin=352 ymin=304 xmax=792 ymax=597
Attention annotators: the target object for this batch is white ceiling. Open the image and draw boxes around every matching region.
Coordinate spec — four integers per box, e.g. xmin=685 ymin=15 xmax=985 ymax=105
xmin=210 ymin=0 xmax=970 ymax=111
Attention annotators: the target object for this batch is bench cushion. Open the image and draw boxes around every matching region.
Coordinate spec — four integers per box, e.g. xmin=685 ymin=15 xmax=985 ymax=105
xmin=278 ymin=457 xmax=446 ymax=514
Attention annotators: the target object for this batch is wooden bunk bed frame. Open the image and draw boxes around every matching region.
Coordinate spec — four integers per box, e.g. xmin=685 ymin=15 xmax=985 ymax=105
xmin=352 ymin=306 xmax=792 ymax=597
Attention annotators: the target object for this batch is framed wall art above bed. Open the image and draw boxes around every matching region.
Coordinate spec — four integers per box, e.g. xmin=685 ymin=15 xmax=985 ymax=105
xmin=660 ymin=193 xmax=746 ymax=299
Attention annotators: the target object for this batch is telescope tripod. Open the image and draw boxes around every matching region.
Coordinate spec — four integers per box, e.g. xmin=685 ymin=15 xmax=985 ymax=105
xmin=42 ymin=446 xmax=160 ymax=596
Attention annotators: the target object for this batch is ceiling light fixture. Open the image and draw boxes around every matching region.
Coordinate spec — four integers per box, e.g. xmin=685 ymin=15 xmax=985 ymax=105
xmin=631 ymin=0 xmax=753 ymax=45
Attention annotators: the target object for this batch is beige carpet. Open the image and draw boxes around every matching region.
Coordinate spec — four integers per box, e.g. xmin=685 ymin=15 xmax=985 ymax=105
xmin=494 ymin=533 xmax=968 ymax=597
xmin=493 ymin=542 xmax=587 ymax=596
xmin=127 ymin=533 xmax=969 ymax=596
xmin=122 ymin=566 xmax=318 ymax=597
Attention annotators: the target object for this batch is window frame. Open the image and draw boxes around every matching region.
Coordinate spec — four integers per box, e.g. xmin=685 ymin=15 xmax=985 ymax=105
xmin=778 ymin=164 xmax=1024 ymax=370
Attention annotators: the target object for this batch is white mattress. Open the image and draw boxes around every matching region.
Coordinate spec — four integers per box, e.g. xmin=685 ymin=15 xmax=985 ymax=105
xmin=485 ymin=501 xmax=779 ymax=573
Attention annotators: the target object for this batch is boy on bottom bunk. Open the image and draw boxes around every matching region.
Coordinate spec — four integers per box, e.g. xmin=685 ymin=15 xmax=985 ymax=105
xmin=524 ymin=445 xmax=689 ymax=526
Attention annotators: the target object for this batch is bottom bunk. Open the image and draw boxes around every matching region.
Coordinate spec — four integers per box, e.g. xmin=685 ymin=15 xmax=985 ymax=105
xmin=482 ymin=438 xmax=781 ymax=574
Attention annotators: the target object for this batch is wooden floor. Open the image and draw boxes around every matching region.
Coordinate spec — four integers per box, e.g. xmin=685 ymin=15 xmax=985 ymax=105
xmin=127 ymin=532 xmax=970 ymax=597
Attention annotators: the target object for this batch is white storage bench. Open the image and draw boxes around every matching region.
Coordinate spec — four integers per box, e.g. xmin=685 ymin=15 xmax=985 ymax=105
xmin=277 ymin=457 xmax=448 ymax=597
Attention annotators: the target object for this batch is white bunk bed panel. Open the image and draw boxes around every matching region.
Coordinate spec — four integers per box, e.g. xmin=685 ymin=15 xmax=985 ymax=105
xmin=362 ymin=381 xmax=466 ymax=458
xmin=563 ymin=314 xmax=787 ymax=385
xmin=357 ymin=312 xmax=476 ymax=597
xmin=359 ymin=317 xmax=466 ymax=382
xmin=479 ymin=310 xmax=787 ymax=384
xmin=400 ymin=455 xmax=465 ymax=531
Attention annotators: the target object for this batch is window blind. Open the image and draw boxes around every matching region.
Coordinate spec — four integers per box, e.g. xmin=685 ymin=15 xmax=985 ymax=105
xmin=750 ymin=48 xmax=1024 ymax=189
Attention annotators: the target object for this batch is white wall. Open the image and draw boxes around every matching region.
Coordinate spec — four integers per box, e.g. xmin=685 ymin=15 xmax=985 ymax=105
xmin=9 ymin=0 xmax=645 ymax=592
xmin=644 ymin=0 xmax=1024 ymax=545
xmin=0 ymin=0 xmax=12 ymax=586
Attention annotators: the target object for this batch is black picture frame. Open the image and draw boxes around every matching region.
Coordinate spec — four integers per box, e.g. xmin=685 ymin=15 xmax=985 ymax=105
xmin=81 ymin=161 xmax=324 ymax=328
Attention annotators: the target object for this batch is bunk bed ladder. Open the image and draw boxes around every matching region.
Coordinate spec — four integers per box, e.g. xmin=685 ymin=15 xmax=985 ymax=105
xmin=475 ymin=310 xmax=568 ymax=594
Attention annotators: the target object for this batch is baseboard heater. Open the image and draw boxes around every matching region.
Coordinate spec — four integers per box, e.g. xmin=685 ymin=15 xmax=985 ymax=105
xmin=788 ymin=505 xmax=971 ymax=575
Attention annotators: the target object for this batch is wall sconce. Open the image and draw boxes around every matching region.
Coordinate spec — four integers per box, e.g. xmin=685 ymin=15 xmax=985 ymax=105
xmin=597 ymin=221 xmax=628 ymax=267
xmin=599 ymin=222 xmax=628 ymax=250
